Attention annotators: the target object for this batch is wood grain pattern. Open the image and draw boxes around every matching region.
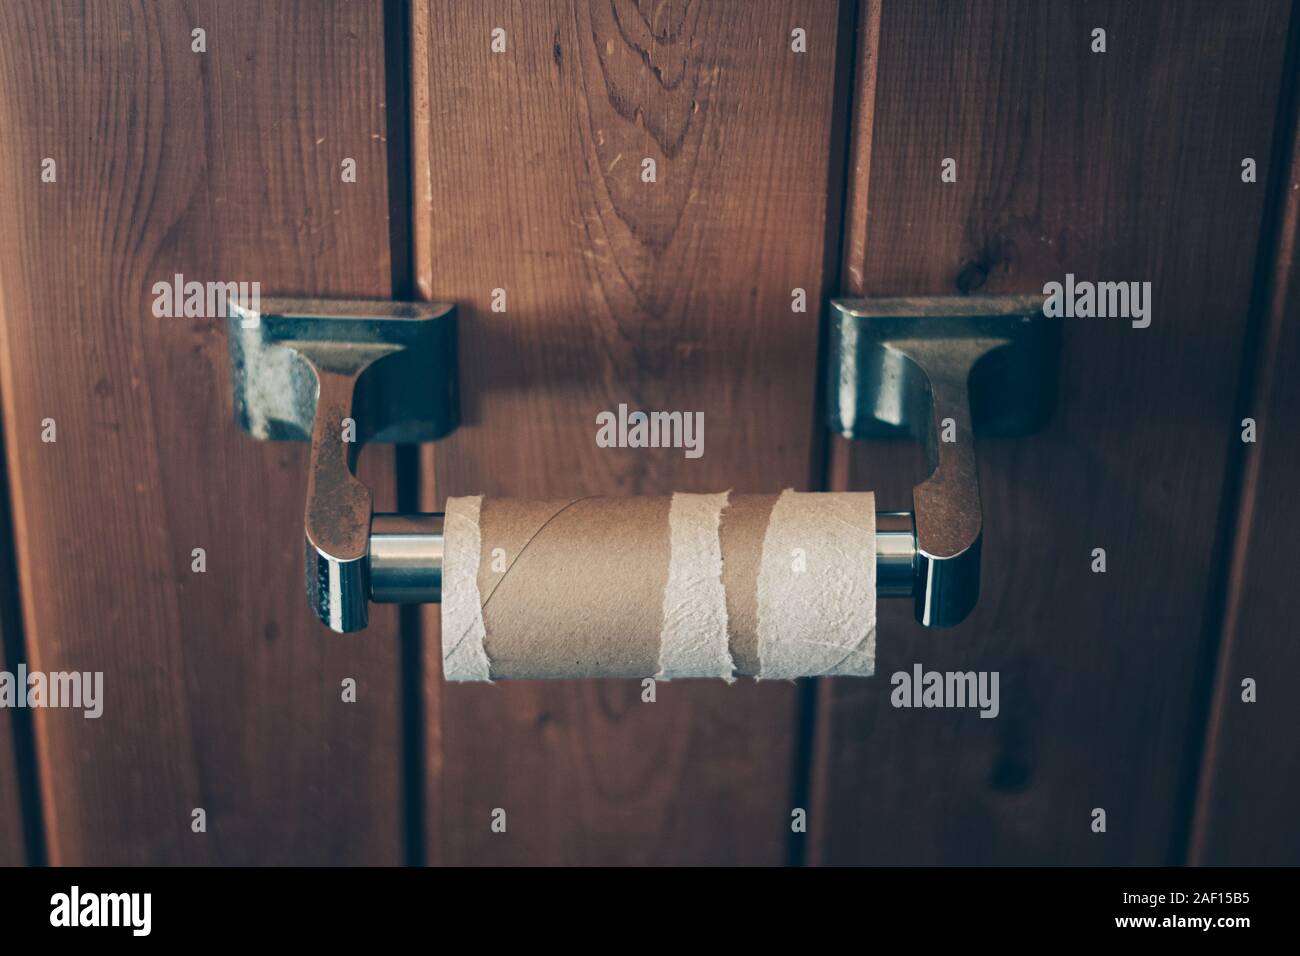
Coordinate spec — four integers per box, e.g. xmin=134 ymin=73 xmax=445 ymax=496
xmin=0 ymin=0 xmax=402 ymax=864
xmin=413 ymin=0 xmax=851 ymax=864
xmin=813 ymin=0 xmax=1292 ymax=864
xmin=1191 ymin=25 xmax=1300 ymax=863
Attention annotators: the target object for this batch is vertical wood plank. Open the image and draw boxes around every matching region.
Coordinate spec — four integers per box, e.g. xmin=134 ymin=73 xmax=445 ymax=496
xmin=1191 ymin=14 xmax=1300 ymax=862
xmin=0 ymin=436 xmax=34 ymax=863
xmin=0 ymin=636 xmax=27 ymax=864
xmin=414 ymin=0 xmax=851 ymax=864
xmin=0 ymin=0 xmax=403 ymax=864
xmin=0 ymin=733 xmax=24 ymax=864
xmin=813 ymin=0 xmax=1291 ymax=864
xmin=1 ymin=418 xmax=33 ymax=864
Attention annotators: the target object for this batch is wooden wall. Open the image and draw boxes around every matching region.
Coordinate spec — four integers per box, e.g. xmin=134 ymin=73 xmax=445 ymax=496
xmin=1 ymin=425 xmax=29 ymax=863
xmin=0 ymin=0 xmax=1296 ymax=866
xmin=0 ymin=620 xmax=26 ymax=863
xmin=412 ymin=0 xmax=852 ymax=865
xmin=813 ymin=0 xmax=1296 ymax=865
xmin=0 ymin=0 xmax=404 ymax=864
xmin=1191 ymin=18 xmax=1300 ymax=863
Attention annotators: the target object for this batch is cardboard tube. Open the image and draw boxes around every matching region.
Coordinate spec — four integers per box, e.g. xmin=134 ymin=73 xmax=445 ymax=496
xmin=440 ymin=491 xmax=877 ymax=681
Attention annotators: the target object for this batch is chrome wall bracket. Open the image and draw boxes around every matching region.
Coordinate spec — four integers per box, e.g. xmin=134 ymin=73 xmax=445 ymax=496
xmin=226 ymin=298 xmax=458 ymax=632
xmin=825 ymin=295 xmax=1059 ymax=627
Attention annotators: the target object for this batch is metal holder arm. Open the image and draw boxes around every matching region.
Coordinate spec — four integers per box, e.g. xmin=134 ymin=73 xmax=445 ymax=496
xmin=825 ymin=295 xmax=1058 ymax=626
xmin=226 ymin=298 xmax=458 ymax=632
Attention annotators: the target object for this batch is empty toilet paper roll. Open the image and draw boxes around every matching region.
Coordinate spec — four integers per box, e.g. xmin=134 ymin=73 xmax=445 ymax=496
xmin=441 ymin=490 xmax=876 ymax=681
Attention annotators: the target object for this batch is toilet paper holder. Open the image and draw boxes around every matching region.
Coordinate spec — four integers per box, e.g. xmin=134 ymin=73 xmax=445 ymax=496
xmin=225 ymin=294 xmax=1056 ymax=633
xmin=825 ymin=295 xmax=1058 ymax=626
